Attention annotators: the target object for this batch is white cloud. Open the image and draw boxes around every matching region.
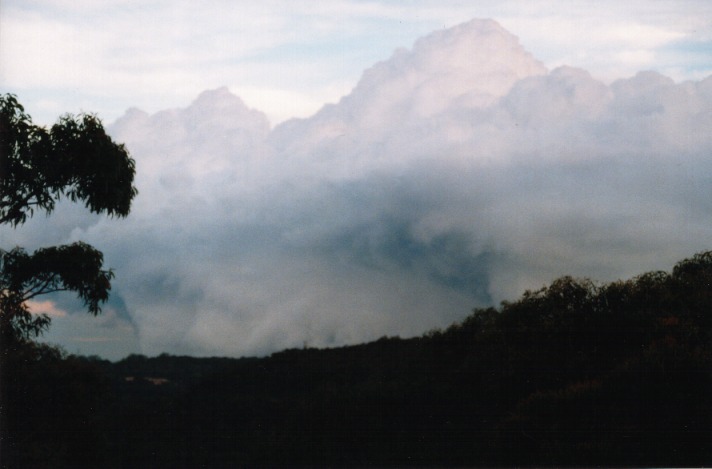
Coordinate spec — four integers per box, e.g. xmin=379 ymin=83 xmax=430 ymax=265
xmin=231 ymin=84 xmax=353 ymax=125
xmin=5 ymin=15 xmax=712 ymax=359
xmin=2 ymin=1 xmax=711 ymax=126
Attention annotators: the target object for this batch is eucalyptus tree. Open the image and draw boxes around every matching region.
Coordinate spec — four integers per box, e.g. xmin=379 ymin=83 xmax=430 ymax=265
xmin=0 ymin=93 xmax=137 ymax=345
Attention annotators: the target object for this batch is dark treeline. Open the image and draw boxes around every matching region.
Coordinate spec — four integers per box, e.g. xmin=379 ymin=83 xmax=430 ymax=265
xmin=2 ymin=251 xmax=712 ymax=468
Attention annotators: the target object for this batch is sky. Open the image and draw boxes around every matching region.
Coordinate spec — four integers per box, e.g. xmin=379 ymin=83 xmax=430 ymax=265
xmin=2 ymin=1 xmax=712 ymax=360
xmin=3 ymin=1 xmax=712 ymax=126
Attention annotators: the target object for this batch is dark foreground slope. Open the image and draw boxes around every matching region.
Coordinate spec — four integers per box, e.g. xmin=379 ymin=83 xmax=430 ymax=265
xmin=3 ymin=252 xmax=712 ymax=467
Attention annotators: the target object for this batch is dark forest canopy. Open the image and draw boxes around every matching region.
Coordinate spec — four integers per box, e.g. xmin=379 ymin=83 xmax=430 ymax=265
xmin=3 ymin=250 xmax=711 ymax=467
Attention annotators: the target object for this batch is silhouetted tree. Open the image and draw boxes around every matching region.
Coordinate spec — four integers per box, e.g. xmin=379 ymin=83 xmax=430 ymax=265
xmin=0 ymin=94 xmax=137 ymax=468
xmin=0 ymin=93 xmax=136 ymax=344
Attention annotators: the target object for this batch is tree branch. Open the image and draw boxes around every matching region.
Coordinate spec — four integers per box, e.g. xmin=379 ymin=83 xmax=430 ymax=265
xmin=22 ymin=274 xmax=61 ymax=301
xmin=22 ymin=287 xmax=68 ymax=302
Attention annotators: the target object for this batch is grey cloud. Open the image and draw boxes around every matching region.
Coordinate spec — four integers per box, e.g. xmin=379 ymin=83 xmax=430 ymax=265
xmin=23 ymin=19 xmax=712 ymax=358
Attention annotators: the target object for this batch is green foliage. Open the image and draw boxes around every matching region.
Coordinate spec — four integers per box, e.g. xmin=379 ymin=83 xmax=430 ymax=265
xmin=1 ymin=95 xmax=136 ymax=468
xmin=0 ymin=94 xmax=137 ymax=226
xmin=0 ymin=93 xmax=136 ymax=342
xmin=0 ymin=243 xmax=113 ymax=341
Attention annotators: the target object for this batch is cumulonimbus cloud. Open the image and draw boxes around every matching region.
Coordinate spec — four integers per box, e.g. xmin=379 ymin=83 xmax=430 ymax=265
xmin=14 ymin=18 xmax=712 ymax=358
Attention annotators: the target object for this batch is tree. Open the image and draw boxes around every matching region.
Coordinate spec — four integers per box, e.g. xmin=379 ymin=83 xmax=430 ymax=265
xmin=0 ymin=93 xmax=137 ymax=345
xmin=1 ymin=93 xmax=137 ymax=467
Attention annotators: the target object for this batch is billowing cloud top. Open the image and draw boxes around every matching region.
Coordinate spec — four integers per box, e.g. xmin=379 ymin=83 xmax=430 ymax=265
xmin=20 ymin=19 xmax=712 ymax=359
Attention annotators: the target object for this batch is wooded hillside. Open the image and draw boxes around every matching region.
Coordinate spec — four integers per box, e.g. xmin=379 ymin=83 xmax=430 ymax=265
xmin=2 ymin=251 xmax=711 ymax=467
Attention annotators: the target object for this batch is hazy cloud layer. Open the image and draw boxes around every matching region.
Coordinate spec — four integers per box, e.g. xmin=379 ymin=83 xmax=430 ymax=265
xmin=8 ymin=19 xmax=712 ymax=358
